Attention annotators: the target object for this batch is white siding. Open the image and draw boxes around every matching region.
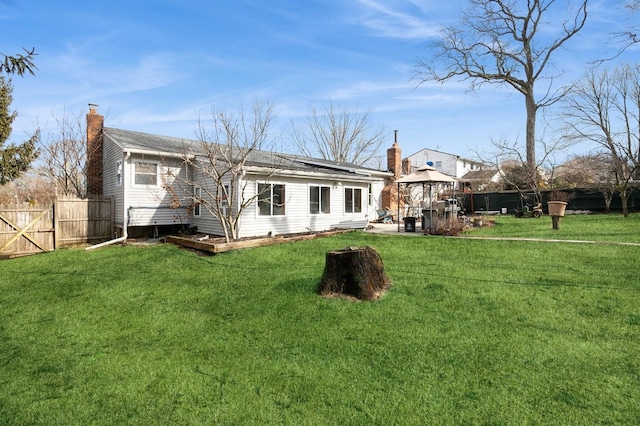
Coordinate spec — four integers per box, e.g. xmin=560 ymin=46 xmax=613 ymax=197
xmin=368 ymin=180 xmax=385 ymax=218
xmin=189 ymin=170 xmax=234 ymax=236
xmin=125 ymin=154 xmax=192 ymax=227
xmin=193 ymin=171 xmax=381 ymax=238
xmin=102 ymin=137 xmax=125 ymax=226
xmin=408 ymin=149 xmax=458 ymax=177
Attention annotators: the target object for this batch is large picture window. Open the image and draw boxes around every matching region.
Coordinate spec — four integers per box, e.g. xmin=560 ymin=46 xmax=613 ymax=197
xmin=310 ymin=186 xmax=331 ymax=214
xmin=258 ymin=183 xmax=285 ymax=216
xmin=134 ymin=161 xmax=158 ymax=185
xmin=345 ymin=187 xmax=362 ymax=213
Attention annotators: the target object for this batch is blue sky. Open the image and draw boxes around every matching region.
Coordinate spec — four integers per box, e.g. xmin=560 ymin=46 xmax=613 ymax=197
xmin=2 ymin=0 xmax=637 ymax=164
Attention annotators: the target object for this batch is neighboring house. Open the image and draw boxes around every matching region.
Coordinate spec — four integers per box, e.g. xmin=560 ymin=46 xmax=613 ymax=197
xmin=86 ymin=106 xmax=391 ymax=239
xmin=459 ymin=169 xmax=501 ymax=192
xmin=405 ymin=148 xmax=485 ymax=179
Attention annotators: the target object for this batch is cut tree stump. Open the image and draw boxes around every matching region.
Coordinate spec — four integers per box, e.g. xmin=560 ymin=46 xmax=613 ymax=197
xmin=317 ymin=246 xmax=391 ymax=301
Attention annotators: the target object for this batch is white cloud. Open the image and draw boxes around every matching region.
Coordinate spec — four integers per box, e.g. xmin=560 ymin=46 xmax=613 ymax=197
xmin=352 ymin=0 xmax=450 ymax=40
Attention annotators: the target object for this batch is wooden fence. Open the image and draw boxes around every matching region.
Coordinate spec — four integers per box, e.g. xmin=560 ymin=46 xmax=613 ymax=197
xmin=0 ymin=196 xmax=113 ymax=258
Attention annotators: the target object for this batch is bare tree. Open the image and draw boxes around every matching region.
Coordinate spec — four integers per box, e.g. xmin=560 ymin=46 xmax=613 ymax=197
xmin=477 ymin=133 xmax=569 ymax=204
xmin=290 ymin=101 xmax=386 ymax=166
xmin=555 ymin=154 xmax=618 ymax=212
xmin=614 ymin=1 xmax=640 ymax=56
xmin=36 ymin=109 xmax=94 ymax=197
xmin=416 ymin=0 xmax=587 ymax=178
xmin=170 ymin=101 xmax=280 ymax=242
xmin=562 ymin=64 xmax=640 ymax=217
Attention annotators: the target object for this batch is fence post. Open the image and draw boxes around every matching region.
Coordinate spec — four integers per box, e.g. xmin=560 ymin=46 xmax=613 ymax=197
xmin=53 ymin=198 xmax=59 ymax=250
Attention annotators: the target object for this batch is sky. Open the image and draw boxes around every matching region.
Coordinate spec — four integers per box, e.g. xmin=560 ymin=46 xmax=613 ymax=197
xmin=2 ymin=0 xmax=638 ymax=165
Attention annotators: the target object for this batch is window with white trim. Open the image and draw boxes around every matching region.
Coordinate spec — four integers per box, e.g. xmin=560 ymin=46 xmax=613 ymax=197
xmin=310 ymin=185 xmax=330 ymax=214
xmin=218 ymin=184 xmax=230 ymax=216
xmin=345 ymin=187 xmax=362 ymax=213
xmin=258 ymin=183 xmax=285 ymax=216
xmin=193 ymin=186 xmax=201 ymax=217
xmin=134 ymin=161 xmax=158 ymax=186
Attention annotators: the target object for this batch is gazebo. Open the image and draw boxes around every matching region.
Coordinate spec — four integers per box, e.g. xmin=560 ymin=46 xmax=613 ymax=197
xmin=395 ymin=164 xmax=457 ymax=233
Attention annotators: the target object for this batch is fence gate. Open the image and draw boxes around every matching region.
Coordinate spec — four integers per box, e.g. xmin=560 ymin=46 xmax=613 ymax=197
xmin=0 ymin=197 xmax=113 ymax=258
xmin=0 ymin=204 xmax=54 ymax=258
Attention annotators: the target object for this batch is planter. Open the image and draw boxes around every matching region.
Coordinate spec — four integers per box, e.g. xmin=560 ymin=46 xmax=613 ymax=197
xmin=547 ymin=201 xmax=567 ymax=217
xmin=473 ymin=216 xmax=483 ymax=227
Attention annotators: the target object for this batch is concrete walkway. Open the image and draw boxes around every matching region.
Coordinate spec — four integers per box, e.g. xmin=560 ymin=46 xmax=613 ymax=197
xmin=364 ymin=223 xmax=426 ymax=236
xmin=363 ymin=222 xmax=640 ymax=246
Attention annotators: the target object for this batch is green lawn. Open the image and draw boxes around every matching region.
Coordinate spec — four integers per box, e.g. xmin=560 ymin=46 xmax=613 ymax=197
xmin=1 ymin=214 xmax=639 ymax=424
xmin=468 ymin=212 xmax=640 ymax=243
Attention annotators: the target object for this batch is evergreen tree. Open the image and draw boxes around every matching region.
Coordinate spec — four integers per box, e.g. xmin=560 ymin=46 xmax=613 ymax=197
xmin=0 ymin=76 xmax=39 ymax=186
xmin=1 ymin=48 xmax=37 ymax=76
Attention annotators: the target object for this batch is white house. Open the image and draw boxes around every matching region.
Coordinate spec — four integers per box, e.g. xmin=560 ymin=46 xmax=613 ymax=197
xmin=86 ymin=106 xmax=391 ymax=239
xmin=404 ymin=147 xmax=501 ymax=192
xmin=405 ymin=148 xmax=485 ymax=179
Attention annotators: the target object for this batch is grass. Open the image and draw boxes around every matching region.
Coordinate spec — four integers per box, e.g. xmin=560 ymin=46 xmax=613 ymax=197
xmin=1 ymin=214 xmax=639 ymax=424
xmin=468 ymin=212 xmax=640 ymax=243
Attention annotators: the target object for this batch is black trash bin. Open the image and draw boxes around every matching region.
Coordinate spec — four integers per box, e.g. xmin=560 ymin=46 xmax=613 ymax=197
xmin=404 ymin=217 xmax=416 ymax=232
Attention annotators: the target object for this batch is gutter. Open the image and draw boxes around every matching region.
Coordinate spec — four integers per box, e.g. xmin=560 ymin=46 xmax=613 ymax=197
xmin=86 ymin=151 xmax=131 ymax=250
xmin=241 ymin=165 xmax=387 ymax=182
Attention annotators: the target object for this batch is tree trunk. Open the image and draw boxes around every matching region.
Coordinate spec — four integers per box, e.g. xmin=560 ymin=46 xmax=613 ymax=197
xmin=525 ymin=93 xmax=538 ymax=179
xmin=318 ymin=246 xmax=391 ymax=301
xmin=620 ymin=191 xmax=629 ymax=217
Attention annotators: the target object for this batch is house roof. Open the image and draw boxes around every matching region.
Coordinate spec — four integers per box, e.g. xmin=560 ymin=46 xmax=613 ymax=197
xmin=406 ymin=147 xmax=484 ymax=166
xmin=104 ymin=127 xmax=390 ymax=181
xmin=460 ymin=169 xmax=499 ymax=181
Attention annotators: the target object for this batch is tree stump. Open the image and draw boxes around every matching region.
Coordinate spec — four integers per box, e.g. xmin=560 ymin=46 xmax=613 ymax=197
xmin=317 ymin=246 xmax=391 ymax=301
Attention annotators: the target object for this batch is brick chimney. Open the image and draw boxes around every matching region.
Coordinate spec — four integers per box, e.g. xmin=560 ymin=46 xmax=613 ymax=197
xmin=381 ymin=130 xmax=403 ymax=215
xmin=86 ymin=104 xmax=104 ymax=197
xmin=386 ymin=130 xmax=402 ymax=179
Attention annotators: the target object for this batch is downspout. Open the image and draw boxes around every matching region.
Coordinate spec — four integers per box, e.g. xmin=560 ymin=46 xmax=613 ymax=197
xmin=86 ymin=151 xmax=131 ymax=250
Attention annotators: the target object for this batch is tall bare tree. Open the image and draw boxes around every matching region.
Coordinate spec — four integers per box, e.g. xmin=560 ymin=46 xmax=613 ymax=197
xmin=416 ymin=0 xmax=587 ymax=178
xmin=170 ymin=101 xmax=280 ymax=242
xmin=291 ymin=102 xmax=386 ymax=166
xmin=562 ymin=64 xmax=640 ymax=217
xmin=37 ymin=109 xmax=93 ymax=197
xmin=617 ymin=1 xmax=640 ymax=52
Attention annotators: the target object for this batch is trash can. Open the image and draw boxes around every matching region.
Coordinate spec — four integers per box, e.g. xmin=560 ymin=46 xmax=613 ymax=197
xmin=404 ymin=217 xmax=416 ymax=232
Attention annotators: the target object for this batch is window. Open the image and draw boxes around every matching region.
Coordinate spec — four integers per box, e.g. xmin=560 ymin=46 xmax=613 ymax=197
xmin=258 ymin=183 xmax=285 ymax=216
xmin=218 ymin=184 xmax=230 ymax=216
xmin=345 ymin=188 xmax=362 ymax=213
xmin=134 ymin=161 xmax=158 ymax=185
xmin=435 ymin=161 xmax=442 ymax=170
xmin=116 ymin=161 xmax=122 ymax=186
xmin=310 ymin=186 xmax=330 ymax=214
xmin=193 ymin=186 xmax=201 ymax=217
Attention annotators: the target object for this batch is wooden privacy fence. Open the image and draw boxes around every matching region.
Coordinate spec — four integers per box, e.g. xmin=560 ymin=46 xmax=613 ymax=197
xmin=0 ymin=196 xmax=113 ymax=258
